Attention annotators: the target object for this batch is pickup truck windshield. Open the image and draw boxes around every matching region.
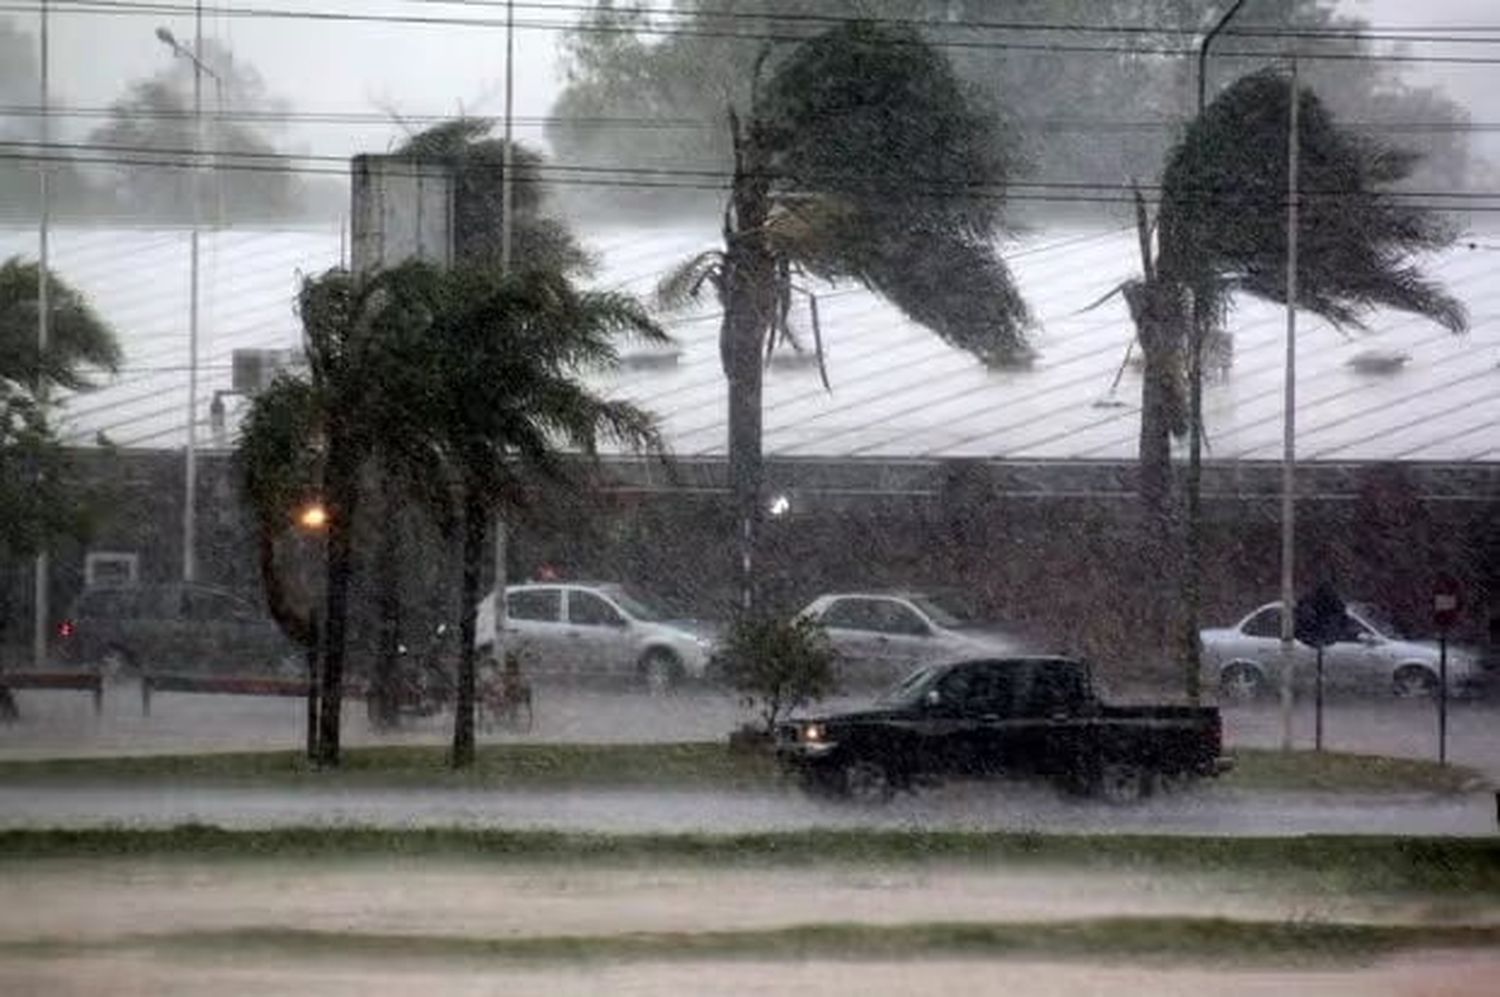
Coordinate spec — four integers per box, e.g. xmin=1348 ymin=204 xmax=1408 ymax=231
xmin=874 ymin=665 xmax=939 ymax=707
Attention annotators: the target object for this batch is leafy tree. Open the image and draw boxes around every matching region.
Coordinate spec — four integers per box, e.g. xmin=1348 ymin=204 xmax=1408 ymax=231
xmin=550 ymin=1 xmax=1479 ymax=222
xmin=236 ymin=263 xmax=665 ymax=767
xmin=370 ymin=264 xmax=666 ymax=768
xmin=393 ymin=118 xmax=592 ymax=275
xmin=658 ymin=20 xmax=1029 ymax=609
xmin=719 ymin=613 xmax=838 ymax=735
xmin=86 ymin=39 xmax=302 ymax=222
xmin=1122 ymin=69 xmax=1467 ymax=698
xmin=0 ymin=260 xmax=117 ymax=717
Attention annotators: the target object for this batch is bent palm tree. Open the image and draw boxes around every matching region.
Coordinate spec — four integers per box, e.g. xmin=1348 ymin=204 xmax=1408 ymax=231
xmin=1124 ymin=69 xmax=1468 ymax=699
xmin=660 ymin=22 xmax=1030 ymax=611
xmin=371 ymin=263 xmax=667 ymax=768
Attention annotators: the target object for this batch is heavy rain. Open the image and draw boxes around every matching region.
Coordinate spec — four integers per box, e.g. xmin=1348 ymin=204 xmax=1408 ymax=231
xmin=1 ymin=2 xmax=1498 ymax=994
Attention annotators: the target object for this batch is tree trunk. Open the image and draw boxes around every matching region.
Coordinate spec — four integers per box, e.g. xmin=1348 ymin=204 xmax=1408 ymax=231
xmin=450 ymin=487 xmax=484 ymax=769
xmin=369 ymin=481 xmax=401 ymax=731
xmin=1126 ymin=279 xmax=1186 ymax=660
xmin=721 ymin=109 xmax=775 ymax=616
xmin=1182 ymin=295 xmax=1207 ymax=705
xmin=315 ymin=438 xmax=359 ymax=768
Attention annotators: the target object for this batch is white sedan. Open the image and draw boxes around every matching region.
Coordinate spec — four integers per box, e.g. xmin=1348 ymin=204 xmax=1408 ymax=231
xmin=1201 ymin=601 xmax=1482 ymax=701
xmin=797 ymin=591 xmax=1026 ymax=687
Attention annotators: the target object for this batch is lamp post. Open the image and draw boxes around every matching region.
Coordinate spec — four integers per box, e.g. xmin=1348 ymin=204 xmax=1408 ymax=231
xmin=1195 ymin=3 xmax=1298 ymax=748
xmin=155 ymin=11 xmax=220 ymax=583
xmin=33 ymin=2 xmax=51 ymax=671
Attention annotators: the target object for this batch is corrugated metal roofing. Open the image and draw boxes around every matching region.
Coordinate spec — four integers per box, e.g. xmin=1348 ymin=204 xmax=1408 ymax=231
xmin=3 ymin=222 xmax=1497 ymax=462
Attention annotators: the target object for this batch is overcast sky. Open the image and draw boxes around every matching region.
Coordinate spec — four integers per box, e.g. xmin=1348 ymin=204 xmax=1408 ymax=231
xmin=26 ymin=0 xmax=1500 ymax=189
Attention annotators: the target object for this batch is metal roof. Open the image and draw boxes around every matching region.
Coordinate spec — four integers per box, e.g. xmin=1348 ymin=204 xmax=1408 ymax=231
xmin=3 ymin=222 xmax=1497 ymax=462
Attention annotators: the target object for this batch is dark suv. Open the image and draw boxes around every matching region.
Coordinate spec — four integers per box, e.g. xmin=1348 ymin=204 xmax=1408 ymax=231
xmin=55 ymin=583 xmax=300 ymax=676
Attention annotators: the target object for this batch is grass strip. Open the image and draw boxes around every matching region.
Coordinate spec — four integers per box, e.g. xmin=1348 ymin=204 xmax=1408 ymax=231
xmin=0 ymin=743 xmax=1481 ymax=794
xmin=2 ymin=826 xmax=1496 ymax=895
xmin=6 ymin=918 xmax=1500 ymax=967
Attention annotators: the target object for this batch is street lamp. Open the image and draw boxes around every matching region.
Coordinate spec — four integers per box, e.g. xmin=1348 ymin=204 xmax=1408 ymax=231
xmin=1196 ymin=2 xmax=1298 ymax=749
xmin=155 ymin=14 xmax=221 ymax=584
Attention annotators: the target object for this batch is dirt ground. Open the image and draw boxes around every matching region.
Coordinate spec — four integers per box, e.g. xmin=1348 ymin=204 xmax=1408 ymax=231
xmin=2 ymin=859 xmax=1498 ymax=996
xmin=3 ymin=951 xmax=1499 ymax=997
xmin=4 ymin=859 xmax=1495 ymax=945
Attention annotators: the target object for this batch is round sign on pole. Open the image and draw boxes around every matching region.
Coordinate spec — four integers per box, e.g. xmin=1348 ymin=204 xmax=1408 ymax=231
xmin=1433 ymin=573 xmax=1464 ymax=630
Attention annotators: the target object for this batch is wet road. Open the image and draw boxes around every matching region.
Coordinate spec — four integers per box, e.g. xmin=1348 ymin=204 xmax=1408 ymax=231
xmin=2 ymin=682 xmax=1497 ymax=775
xmin=0 ymin=781 xmax=1493 ymax=837
xmin=1 ymin=683 xmax=1495 ymax=837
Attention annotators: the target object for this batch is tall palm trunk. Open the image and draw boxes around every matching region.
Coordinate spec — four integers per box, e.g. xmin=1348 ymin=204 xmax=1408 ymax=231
xmin=370 ymin=478 xmax=402 ymax=731
xmin=450 ymin=485 xmax=485 ymax=769
xmin=722 ymin=109 xmax=775 ymax=614
xmin=1124 ymin=278 xmax=1186 ymax=657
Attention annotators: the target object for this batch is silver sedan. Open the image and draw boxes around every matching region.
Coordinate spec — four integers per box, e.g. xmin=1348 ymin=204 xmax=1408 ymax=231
xmin=1201 ymin=601 xmax=1482 ymax=701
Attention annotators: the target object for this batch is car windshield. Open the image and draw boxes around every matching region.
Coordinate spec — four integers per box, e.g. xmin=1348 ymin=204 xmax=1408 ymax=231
xmin=1349 ymin=603 xmax=1402 ymax=639
xmin=874 ymin=665 xmax=940 ymax=707
xmin=598 ymin=585 xmax=667 ymax=622
xmin=907 ymin=594 xmax=969 ymax=628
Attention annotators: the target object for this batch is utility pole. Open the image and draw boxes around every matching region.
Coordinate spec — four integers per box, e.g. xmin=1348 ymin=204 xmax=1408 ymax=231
xmin=1185 ymin=0 xmax=1250 ymax=704
xmin=492 ymin=0 xmax=514 ymax=655
xmin=33 ymin=0 xmax=51 ymax=670
xmin=184 ymin=1 xmax=203 ymax=583
xmin=1278 ymin=59 xmax=1300 ymax=751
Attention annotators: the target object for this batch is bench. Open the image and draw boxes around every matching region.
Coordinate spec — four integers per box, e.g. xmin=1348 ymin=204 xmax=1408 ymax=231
xmin=140 ymin=673 xmax=367 ymax=715
xmin=0 ymin=671 xmax=104 ymax=714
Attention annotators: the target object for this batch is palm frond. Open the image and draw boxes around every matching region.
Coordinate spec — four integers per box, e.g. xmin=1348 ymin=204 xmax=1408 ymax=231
xmin=656 ymin=251 xmax=725 ymax=312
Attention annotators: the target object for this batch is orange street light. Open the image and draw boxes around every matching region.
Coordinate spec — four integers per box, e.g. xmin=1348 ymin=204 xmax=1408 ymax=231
xmin=296 ymin=503 xmax=329 ymax=531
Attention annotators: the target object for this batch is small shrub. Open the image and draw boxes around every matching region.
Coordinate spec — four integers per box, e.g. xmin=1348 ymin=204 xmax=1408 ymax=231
xmin=720 ymin=614 xmax=839 ymax=735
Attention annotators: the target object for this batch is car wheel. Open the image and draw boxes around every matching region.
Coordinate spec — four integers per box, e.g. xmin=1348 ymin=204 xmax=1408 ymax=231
xmin=1219 ymin=663 xmax=1266 ymax=702
xmin=1096 ymin=762 xmax=1150 ymax=804
xmin=639 ymin=649 xmax=681 ymax=696
xmin=1392 ymin=665 xmax=1438 ymax=699
xmin=841 ymin=759 xmax=895 ymax=805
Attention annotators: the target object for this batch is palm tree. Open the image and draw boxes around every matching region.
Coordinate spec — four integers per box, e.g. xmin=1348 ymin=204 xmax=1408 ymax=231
xmin=1 ymin=259 xmax=117 ymax=720
xmin=373 ymin=263 xmax=666 ymax=768
xmin=1124 ymin=69 xmax=1468 ymax=699
xmin=659 ymin=21 xmax=1031 ymax=611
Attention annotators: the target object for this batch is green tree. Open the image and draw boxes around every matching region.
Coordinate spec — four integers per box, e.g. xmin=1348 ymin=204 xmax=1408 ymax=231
xmin=720 ymin=613 xmax=838 ymax=736
xmin=393 ymin=118 xmax=592 ymax=275
xmin=86 ymin=39 xmax=302 ymax=222
xmin=0 ymin=260 xmax=118 ymax=718
xmin=373 ymin=264 xmax=666 ymax=768
xmin=658 ymin=20 xmax=1030 ymax=609
xmin=1126 ymin=69 xmax=1467 ymax=698
xmin=235 ymin=263 xmax=665 ymax=767
xmin=549 ymin=1 xmax=1478 ymax=222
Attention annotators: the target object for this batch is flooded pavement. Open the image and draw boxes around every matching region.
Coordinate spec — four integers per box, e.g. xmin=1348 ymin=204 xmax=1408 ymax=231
xmin=0 ymin=781 xmax=1493 ymax=837
xmin=2 ymin=685 xmax=1497 ymax=780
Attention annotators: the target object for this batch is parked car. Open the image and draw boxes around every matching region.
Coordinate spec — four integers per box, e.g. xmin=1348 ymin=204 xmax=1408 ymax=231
xmin=474 ymin=582 xmax=720 ymax=692
xmin=776 ymin=655 xmax=1230 ymax=803
xmin=54 ymin=583 xmax=301 ymax=676
xmin=1201 ymin=601 xmax=1484 ymax=701
xmin=796 ymin=591 xmax=1026 ymax=686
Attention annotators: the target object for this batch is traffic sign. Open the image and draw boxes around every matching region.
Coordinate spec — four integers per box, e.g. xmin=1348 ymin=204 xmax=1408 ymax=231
xmin=1433 ymin=574 xmax=1465 ymax=630
xmin=1295 ymin=583 xmax=1346 ymax=649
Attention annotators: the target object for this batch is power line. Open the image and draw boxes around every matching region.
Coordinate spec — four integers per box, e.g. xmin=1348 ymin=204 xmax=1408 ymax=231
xmin=4 ymin=141 xmax=1498 ymax=210
xmin=9 ymin=2 xmax=1500 ymax=66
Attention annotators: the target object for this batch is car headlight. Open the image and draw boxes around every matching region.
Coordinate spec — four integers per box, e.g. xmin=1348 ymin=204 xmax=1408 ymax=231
xmin=802 ymin=723 xmax=826 ymax=743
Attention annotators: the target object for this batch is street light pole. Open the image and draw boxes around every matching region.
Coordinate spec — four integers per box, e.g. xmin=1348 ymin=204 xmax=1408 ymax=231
xmin=156 ymin=8 xmax=216 ymax=583
xmin=492 ymin=0 xmax=514 ymax=656
xmin=1183 ymin=0 xmax=1250 ymax=704
xmin=1278 ymin=58 xmax=1301 ymax=751
xmin=33 ymin=0 xmax=51 ymax=670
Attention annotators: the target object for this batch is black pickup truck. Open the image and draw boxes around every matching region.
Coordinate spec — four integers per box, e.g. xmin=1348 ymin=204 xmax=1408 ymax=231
xmin=776 ymin=656 xmax=1231 ymax=802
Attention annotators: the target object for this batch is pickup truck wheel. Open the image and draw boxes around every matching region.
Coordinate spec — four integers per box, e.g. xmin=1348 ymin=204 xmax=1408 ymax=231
xmin=841 ymin=759 xmax=895 ymax=805
xmin=1219 ymin=663 xmax=1266 ymax=702
xmin=1096 ymin=762 xmax=1149 ymax=804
